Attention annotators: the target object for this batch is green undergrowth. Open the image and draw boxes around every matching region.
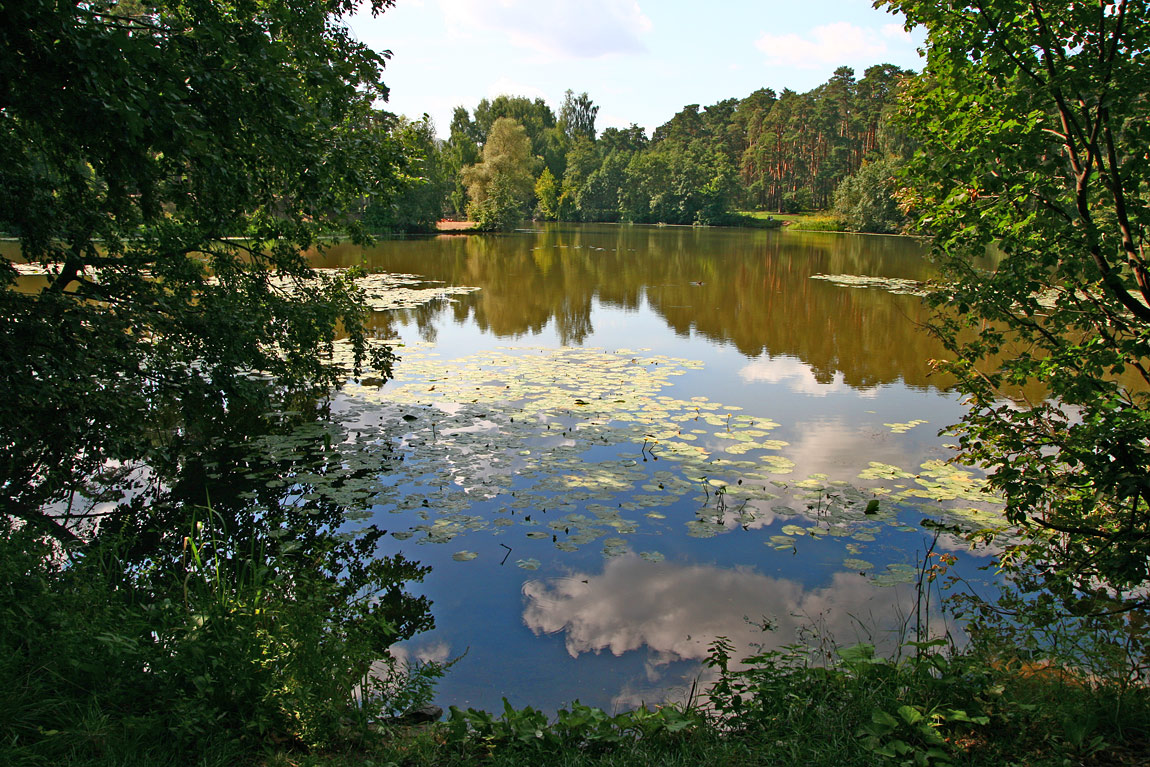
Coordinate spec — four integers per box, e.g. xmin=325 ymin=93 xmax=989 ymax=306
xmin=263 ymin=637 xmax=1149 ymax=767
xmin=714 ymin=211 xmax=783 ymax=229
xmin=0 ymin=505 xmax=435 ymax=767
xmin=8 ymin=602 xmax=1149 ymax=766
xmin=786 ymin=214 xmax=848 ymax=232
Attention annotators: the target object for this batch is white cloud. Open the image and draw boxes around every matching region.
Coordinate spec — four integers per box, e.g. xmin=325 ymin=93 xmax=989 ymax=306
xmin=439 ymin=0 xmax=652 ymax=59
xmin=755 ymin=21 xmax=891 ymax=68
xmin=484 ymin=76 xmax=549 ymax=101
xmin=882 ymin=22 xmax=912 ymax=41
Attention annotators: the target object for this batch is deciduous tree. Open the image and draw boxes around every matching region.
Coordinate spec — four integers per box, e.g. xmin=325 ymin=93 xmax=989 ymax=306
xmin=0 ymin=0 xmax=402 ymax=541
xmin=535 ymin=167 xmax=561 ymax=221
xmin=883 ymin=0 xmax=1150 ymax=616
xmin=559 ymin=89 xmax=599 ymax=142
xmin=0 ymin=0 xmax=436 ymax=753
xmin=832 ymin=157 xmax=907 ymax=234
xmin=463 ymin=117 xmax=537 ymax=230
xmin=364 ymin=113 xmax=447 ymax=233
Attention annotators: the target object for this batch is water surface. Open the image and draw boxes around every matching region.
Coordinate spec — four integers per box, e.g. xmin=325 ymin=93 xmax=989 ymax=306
xmin=314 ymin=223 xmax=999 ymax=712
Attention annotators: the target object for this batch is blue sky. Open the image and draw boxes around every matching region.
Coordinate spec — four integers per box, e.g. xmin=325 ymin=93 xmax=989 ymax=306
xmin=346 ymin=0 xmax=926 ymax=138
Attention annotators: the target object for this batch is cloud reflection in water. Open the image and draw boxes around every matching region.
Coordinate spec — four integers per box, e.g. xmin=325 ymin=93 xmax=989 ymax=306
xmin=523 ymin=554 xmax=938 ymax=708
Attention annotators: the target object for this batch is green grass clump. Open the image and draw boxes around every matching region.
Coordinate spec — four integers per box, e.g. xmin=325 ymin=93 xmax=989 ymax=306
xmin=734 ymin=211 xmax=848 ymax=231
xmin=787 ymin=214 xmax=847 ymax=231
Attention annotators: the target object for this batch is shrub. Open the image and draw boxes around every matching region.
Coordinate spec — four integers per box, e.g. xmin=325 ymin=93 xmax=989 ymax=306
xmin=0 ymin=510 xmax=434 ymax=762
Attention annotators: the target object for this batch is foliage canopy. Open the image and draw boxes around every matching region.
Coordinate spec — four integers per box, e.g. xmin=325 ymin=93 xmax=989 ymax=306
xmin=463 ymin=117 xmax=538 ymax=231
xmin=883 ymin=0 xmax=1150 ymax=616
xmin=0 ymin=0 xmax=400 ymax=538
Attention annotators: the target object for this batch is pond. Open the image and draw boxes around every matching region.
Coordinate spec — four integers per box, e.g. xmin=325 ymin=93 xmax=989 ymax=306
xmin=312 ymin=223 xmax=1003 ymax=714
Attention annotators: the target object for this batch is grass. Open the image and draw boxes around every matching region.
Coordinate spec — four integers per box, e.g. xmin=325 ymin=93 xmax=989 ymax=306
xmin=736 ymin=210 xmax=847 ymax=231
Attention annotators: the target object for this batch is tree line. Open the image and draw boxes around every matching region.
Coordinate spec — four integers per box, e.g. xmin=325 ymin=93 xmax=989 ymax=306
xmin=371 ymin=66 xmax=913 ymax=233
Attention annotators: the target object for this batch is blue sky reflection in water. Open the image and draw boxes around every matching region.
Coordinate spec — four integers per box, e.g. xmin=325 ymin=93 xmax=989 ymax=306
xmin=319 ymin=224 xmax=1004 ymax=713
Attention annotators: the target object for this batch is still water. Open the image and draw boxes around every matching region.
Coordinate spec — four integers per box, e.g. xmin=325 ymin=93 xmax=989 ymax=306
xmin=313 ymin=223 xmax=1002 ymax=713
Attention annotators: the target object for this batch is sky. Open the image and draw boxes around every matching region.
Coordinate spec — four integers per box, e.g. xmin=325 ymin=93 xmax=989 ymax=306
xmin=345 ymin=0 xmax=927 ymax=140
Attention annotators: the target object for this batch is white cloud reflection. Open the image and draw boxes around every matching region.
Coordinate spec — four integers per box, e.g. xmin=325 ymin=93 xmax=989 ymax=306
xmin=738 ymin=355 xmax=870 ymax=397
xmin=523 ymin=554 xmax=939 ymax=706
xmin=390 ymin=640 xmax=454 ymax=667
xmin=524 ymin=555 xmax=919 ymax=661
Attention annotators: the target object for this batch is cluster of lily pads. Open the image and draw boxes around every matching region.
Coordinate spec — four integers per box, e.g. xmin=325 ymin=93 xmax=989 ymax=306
xmin=351 ymin=271 xmax=482 ymax=311
xmin=156 ymin=266 xmax=1008 ymax=586
xmin=810 ymin=273 xmax=929 ymax=296
xmin=324 ymin=324 xmax=1006 ymax=582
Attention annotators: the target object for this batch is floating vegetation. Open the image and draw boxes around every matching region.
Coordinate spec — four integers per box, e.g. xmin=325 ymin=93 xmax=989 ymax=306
xmin=811 ymin=273 xmax=929 ymax=296
xmin=11 ymin=262 xmax=54 ymax=276
xmin=350 ymin=271 xmax=481 ymax=311
xmin=873 ymin=562 xmax=920 ymax=586
xmin=322 ymin=338 xmax=1006 ymax=579
xmin=210 ymin=268 xmax=480 ymax=315
xmin=885 ymin=419 xmax=928 ymax=433
xmin=858 ymin=462 xmax=915 ymax=481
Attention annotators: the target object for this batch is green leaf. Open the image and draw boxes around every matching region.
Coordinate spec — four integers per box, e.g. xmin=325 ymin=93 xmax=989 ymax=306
xmin=898 ymin=705 xmax=925 ymax=725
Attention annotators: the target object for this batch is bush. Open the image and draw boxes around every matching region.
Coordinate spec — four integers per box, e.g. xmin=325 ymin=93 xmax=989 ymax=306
xmin=468 ymin=176 xmax=526 ymax=232
xmin=0 ymin=510 xmax=434 ymax=763
xmin=832 ymin=158 xmax=907 ymax=234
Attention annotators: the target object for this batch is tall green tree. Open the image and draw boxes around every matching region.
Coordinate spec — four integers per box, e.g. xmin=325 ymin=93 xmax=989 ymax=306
xmin=883 ymin=0 xmax=1150 ymax=617
xmin=561 ymin=137 xmax=600 ymax=220
xmin=832 ymin=156 xmax=907 ymax=234
xmin=463 ymin=117 xmax=537 ymax=230
xmin=474 ymin=95 xmax=558 ymax=165
xmin=599 ymin=124 xmax=650 ymax=155
xmin=559 ymin=89 xmax=599 ymax=142
xmin=577 ymin=151 xmax=630 ymax=222
xmin=445 ymin=105 xmax=483 ymax=215
xmin=0 ymin=0 xmax=437 ymax=754
xmin=364 ymin=113 xmax=446 ymax=233
xmin=534 ymin=167 xmax=561 ymax=221
xmin=738 ymin=68 xmax=907 ymax=211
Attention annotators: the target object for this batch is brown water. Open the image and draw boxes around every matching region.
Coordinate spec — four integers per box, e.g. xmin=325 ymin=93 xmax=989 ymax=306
xmin=313 ymin=224 xmax=951 ymax=391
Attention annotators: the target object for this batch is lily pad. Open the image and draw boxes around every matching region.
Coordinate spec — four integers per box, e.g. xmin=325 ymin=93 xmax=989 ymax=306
xmin=811 ymin=273 xmax=928 ymax=296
